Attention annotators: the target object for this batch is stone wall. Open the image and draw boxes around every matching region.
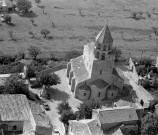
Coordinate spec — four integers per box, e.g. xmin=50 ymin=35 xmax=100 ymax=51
xmin=129 ymin=58 xmax=139 ymax=83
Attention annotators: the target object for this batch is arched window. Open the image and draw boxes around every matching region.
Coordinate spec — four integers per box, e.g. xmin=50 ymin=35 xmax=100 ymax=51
xmin=103 ymin=45 xmax=106 ymax=51
xmin=13 ymin=125 xmax=17 ymax=130
xmin=101 ymin=53 xmax=105 ymax=60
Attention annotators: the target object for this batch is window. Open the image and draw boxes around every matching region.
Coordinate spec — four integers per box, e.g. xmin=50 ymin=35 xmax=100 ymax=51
xmin=13 ymin=125 xmax=17 ymax=130
xmin=100 ymin=70 xmax=102 ymax=74
xmin=98 ymin=92 xmax=101 ymax=97
xmin=84 ymin=93 xmax=86 ymax=96
xmin=85 ymin=82 xmax=86 ymax=85
xmin=98 ymin=44 xmax=101 ymax=49
xmin=111 ymin=93 xmax=114 ymax=97
xmin=101 ymin=53 xmax=105 ymax=60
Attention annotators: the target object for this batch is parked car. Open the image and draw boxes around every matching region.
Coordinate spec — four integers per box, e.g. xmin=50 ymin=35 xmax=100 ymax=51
xmin=43 ymin=103 xmax=50 ymax=111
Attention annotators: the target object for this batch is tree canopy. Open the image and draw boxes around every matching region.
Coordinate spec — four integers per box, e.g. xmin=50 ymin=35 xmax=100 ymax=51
xmin=39 ymin=72 xmax=61 ymax=87
xmin=40 ymin=29 xmax=50 ymax=38
xmin=57 ymin=101 xmax=72 ymax=115
xmin=141 ymin=113 xmax=158 ymax=135
xmin=4 ymin=74 xmax=25 ymax=94
xmin=28 ymin=45 xmax=41 ymax=60
xmin=16 ymin=0 xmax=32 ymax=13
xmin=110 ymin=46 xmax=122 ymax=62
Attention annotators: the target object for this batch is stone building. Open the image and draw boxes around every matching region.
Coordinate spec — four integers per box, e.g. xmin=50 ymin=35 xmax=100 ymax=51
xmin=0 ymin=94 xmax=30 ymax=134
xmin=67 ymin=25 xmax=124 ymax=101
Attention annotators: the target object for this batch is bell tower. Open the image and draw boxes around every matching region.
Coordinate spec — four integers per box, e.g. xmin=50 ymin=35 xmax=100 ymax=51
xmin=94 ymin=25 xmax=113 ymax=61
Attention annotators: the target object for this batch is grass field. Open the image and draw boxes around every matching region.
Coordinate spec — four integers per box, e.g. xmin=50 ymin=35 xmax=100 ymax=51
xmin=1 ymin=0 xmax=158 ymax=58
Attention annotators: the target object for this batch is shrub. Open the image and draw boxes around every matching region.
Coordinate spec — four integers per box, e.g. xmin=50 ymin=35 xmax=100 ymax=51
xmin=28 ymin=45 xmax=41 ymax=60
xmin=3 ymin=15 xmax=12 ymax=23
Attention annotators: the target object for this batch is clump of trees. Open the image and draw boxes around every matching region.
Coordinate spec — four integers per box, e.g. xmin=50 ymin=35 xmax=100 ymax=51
xmin=28 ymin=45 xmax=41 ymax=60
xmin=34 ymin=0 xmax=41 ymax=6
xmin=3 ymin=15 xmax=12 ymax=24
xmin=16 ymin=0 xmax=32 ymax=14
xmin=4 ymin=74 xmax=25 ymax=94
xmin=65 ymin=50 xmax=82 ymax=61
xmin=141 ymin=113 xmax=158 ymax=135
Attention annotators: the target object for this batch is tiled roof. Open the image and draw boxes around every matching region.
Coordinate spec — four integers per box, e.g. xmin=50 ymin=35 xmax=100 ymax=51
xmin=79 ymin=85 xmax=91 ymax=91
xmin=29 ymin=101 xmax=52 ymax=128
xmin=90 ymin=79 xmax=108 ymax=89
xmin=95 ymin=25 xmax=113 ymax=44
xmin=0 ymin=94 xmax=30 ymax=121
xmin=69 ymin=119 xmax=103 ymax=135
xmin=71 ymin=56 xmax=90 ymax=83
xmin=98 ymin=107 xmax=138 ymax=124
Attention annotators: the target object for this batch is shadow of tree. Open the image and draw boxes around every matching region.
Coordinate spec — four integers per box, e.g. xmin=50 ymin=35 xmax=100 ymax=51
xmin=20 ymin=11 xmax=38 ymax=18
xmin=50 ymin=88 xmax=70 ymax=102
xmin=38 ymin=5 xmax=45 ymax=9
xmin=7 ymin=23 xmax=16 ymax=27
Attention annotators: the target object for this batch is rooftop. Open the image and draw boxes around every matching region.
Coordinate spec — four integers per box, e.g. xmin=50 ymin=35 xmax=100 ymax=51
xmin=95 ymin=106 xmax=138 ymax=124
xmin=69 ymin=119 xmax=103 ymax=135
xmin=29 ymin=101 xmax=52 ymax=128
xmin=95 ymin=25 xmax=113 ymax=44
xmin=70 ymin=56 xmax=90 ymax=83
xmin=0 ymin=94 xmax=30 ymax=121
xmin=90 ymin=79 xmax=108 ymax=89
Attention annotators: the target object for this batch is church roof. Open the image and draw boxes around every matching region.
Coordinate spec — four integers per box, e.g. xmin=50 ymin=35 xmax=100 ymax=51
xmin=69 ymin=119 xmax=103 ymax=135
xmin=97 ymin=107 xmax=138 ymax=124
xmin=71 ymin=56 xmax=89 ymax=83
xmin=90 ymin=79 xmax=108 ymax=89
xmin=107 ymin=84 xmax=119 ymax=90
xmin=113 ymin=67 xmax=123 ymax=80
xmin=79 ymin=85 xmax=91 ymax=91
xmin=95 ymin=25 xmax=113 ymax=44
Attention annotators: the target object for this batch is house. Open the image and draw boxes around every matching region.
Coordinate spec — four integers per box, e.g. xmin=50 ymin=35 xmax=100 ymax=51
xmin=92 ymin=106 xmax=138 ymax=132
xmin=29 ymin=101 xmax=53 ymax=135
xmin=68 ymin=119 xmax=103 ymax=135
xmin=0 ymin=94 xmax=30 ymax=134
xmin=67 ymin=25 xmax=124 ymax=101
xmin=0 ymin=0 xmax=15 ymax=12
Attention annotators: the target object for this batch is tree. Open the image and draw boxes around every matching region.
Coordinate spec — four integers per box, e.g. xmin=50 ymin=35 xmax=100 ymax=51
xmin=136 ymin=57 xmax=154 ymax=68
xmin=28 ymin=31 xmax=35 ymax=38
xmin=39 ymin=72 xmax=61 ymax=88
xmin=34 ymin=0 xmax=41 ymax=6
xmin=25 ymin=64 xmax=36 ymax=81
xmin=4 ymin=74 xmax=25 ymax=94
xmin=59 ymin=110 xmax=76 ymax=126
xmin=16 ymin=0 xmax=32 ymax=13
xmin=141 ymin=113 xmax=158 ymax=135
xmin=148 ymin=99 xmax=158 ymax=113
xmin=39 ymin=72 xmax=61 ymax=96
xmin=4 ymin=15 xmax=12 ymax=24
xmin=65 ymin=50 xmax=82 ymax=61
xmin=77 ymin=100 xmax=100 ymax=119
xmin=40 ymin=29 xmax=50 ymax=38
xmin=28 ymin=45 xmax=41 ymax=60
xmin=57 ymin=101 xmax=72 ymax=115
xmin=110 ymin=46 xmax=122 ymax=62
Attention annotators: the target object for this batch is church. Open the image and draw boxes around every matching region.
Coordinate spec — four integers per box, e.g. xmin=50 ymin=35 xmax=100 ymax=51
xmin=66 ymin=25 xmax=124 ymax=101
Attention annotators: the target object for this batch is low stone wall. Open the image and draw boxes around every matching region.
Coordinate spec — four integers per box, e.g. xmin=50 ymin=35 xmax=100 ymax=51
xmin=40 ymin=63 xmax=67 ymax=74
